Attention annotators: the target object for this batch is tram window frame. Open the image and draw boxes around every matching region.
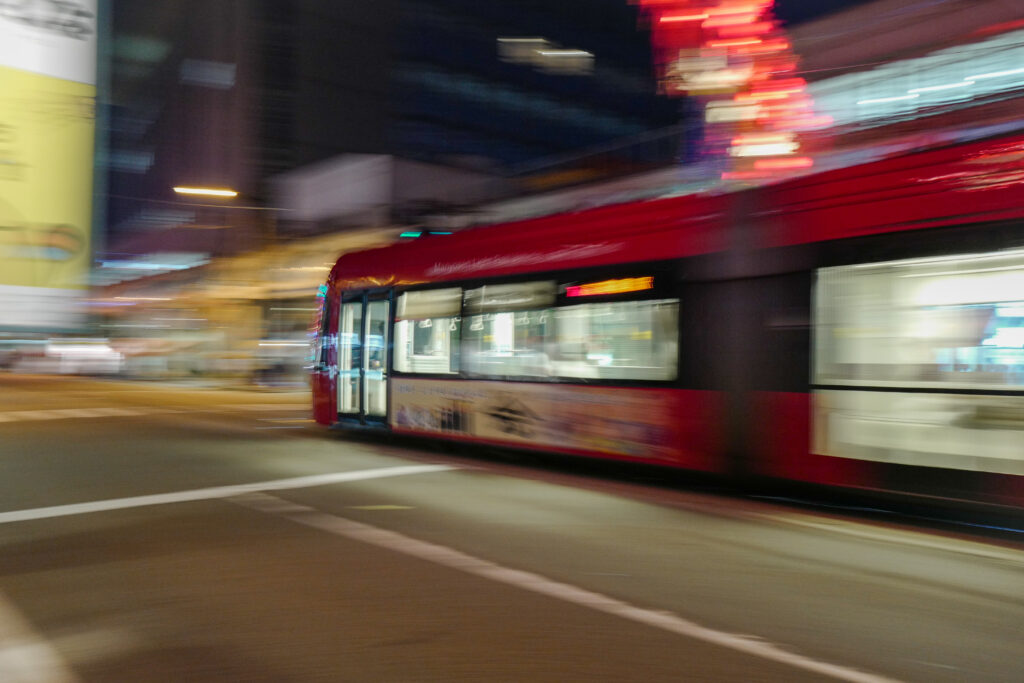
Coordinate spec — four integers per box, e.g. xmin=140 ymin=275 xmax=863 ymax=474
xmin=456 ymin=268 xmax=683 ymax=385
xmin=813 ymin=248 xmax=1024 ymax=390
xmin=549 ymin=297 xmax=680 ymax=382
xmin=392 ymin=286 xmax=463 ymax=376
xmin=461 ymin=281 xmax=557 ymax=380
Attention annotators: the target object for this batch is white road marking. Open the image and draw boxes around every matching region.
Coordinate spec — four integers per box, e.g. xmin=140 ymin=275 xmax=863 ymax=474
xmin=0 ymin=465 xmax=455 ymax=525
xmin=910 ymin=660 xmax=958 ymax=670
xmin=0 ymin=590 xmax=79 ymax=683
xmin=233 ymin=492 xmax=902 ymax=683
xmin=79 ymin=407 xmax=140 ymax=417
xmin=10 ymin=411 xmax=74 ymax=421
xmin=49 ymin=409 xmax=114 ymax=419
xmin=0 ymin=408 xmax=149 ymax=423
xmin=217 ymin=403 xmax=306 ymax=412
xmin=0 ymin=403 xmax=303 ymax=424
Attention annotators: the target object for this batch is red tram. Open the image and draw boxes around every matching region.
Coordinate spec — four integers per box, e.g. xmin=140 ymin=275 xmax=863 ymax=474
xmin=312 ymin=133 xmax=1024 ymax=509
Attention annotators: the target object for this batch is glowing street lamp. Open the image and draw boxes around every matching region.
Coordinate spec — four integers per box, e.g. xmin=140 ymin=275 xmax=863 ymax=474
xmin=173 ymin=186 xmax=238 ymax=198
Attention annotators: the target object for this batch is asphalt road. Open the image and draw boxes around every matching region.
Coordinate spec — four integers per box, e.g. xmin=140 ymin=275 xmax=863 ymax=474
xmin=0 ymin=374 xmax=1021 ymax=682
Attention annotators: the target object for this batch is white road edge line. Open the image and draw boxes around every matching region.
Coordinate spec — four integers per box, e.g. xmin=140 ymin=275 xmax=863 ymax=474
xmin=0 ymin=590 xmax=80 ymax=683
xmin=232 ymin=492 xmax=902 ymax=683
xmin=0 ymin=465 xmax=456 ymax=525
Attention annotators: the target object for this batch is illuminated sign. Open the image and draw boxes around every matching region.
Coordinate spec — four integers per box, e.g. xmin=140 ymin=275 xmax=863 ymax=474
xmin=0 ymin=0 xmax=97 ymax=329
xmin=565 ymin=276 xmax=654 ymax=297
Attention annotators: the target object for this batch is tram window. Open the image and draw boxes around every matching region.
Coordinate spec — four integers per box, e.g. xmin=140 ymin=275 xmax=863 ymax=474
xmin=462 ymin=309 xmax=552 ymax=377
xmin=461 ymin=297 xmax=679 ymax=381
xmin=461 ymin=281 xmax=557 ymax=378
xmin=552 ymin=299 xmax=679 ymax=381
xmin=815 ymin=249 xmax=1024 ymax=389
xmin=394 ymin=288 xmax=461 ymax=374
xmin=814 ymin=249 xmax=1024 ymax=475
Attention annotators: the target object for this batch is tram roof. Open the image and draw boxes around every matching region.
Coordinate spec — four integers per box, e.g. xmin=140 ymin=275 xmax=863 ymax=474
xmin=329 ymin=129 xmax=1024 ymax=292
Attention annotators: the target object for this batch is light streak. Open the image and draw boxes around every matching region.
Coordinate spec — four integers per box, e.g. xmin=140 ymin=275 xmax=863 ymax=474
xmin=966 ymin=67 xmax=1024 ymax=80
xmin=908 ymin=81 xmax=973 ymax=93
xmin=702 ymin=13 xmax=759 ymax=28
xmin=173 ymin=186 xmax=238 ymax=197
xmin=857 ymin=94 xmax=919 ymax=105
xmin=708 ymin=37 xmax=762 ymax=48
xmin=660 ymin=13 xmax=709 ymax=23
xmin=753 ymin=157 xmax=814 ymax=170
xmin=730 ymin=142 xmax=800 ymax=157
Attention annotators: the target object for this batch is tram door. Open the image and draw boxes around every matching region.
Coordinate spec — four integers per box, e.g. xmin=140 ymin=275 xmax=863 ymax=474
xmin=337 ymin=294 xmax=390 ymax=423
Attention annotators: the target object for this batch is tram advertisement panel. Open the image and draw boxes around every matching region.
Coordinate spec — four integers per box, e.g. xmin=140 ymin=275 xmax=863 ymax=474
xmin=391 ymin=378 xmax=718 ymax=466
xmin=0 ymin=1 xmax=97 ymax=329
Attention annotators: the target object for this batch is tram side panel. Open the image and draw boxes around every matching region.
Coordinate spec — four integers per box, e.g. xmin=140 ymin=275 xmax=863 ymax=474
xmin=747 ymin=233 xmax=1024 ymax=508
xmin=312 ymin=292 xmax=338 ymax=425
xmin=726 ymin=270 xmax=879 ymax=491
xmin=389 ymin=379 xmax=726 ymax=471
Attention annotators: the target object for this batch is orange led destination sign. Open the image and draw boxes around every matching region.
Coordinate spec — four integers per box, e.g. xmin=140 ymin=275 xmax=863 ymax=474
xmin=565 ymin=276 xmax=654 ymax=297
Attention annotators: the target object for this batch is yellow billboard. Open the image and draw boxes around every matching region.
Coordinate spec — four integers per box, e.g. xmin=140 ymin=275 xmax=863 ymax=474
xmin=0 ymin=0 xmax=97 ymax=329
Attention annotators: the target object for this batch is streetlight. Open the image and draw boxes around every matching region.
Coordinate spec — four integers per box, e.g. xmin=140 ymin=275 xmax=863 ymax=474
xmin=171 ymin=184 xmax=284 ymax=245
xmin=172 ymin=186 xmax=239 ymax=198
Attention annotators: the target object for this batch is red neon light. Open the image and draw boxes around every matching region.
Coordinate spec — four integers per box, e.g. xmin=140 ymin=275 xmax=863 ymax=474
xmin=753 ymin=77 xmax=805 ymax=90
xmin=753 ymin=157 xmax=814 ymax=170
xmin=660 ymin=13 xmax=709 ymax=23
xmin=970 ymin=18 xmax=1024 ymax=36
xmin=735 ymin=39 xmax=789 ymax=55
xmin=702 ymin=13 xmax=759 ymax=28
xmin=761 ymin=98 xmax=812 ymax=110
xmin=707 ymin=37 xmax=762 ymax=48
xmin=756 ymin=88 xmax=803 ymax=97
xmin=705 ymin=3 xmax=765 ymax=16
